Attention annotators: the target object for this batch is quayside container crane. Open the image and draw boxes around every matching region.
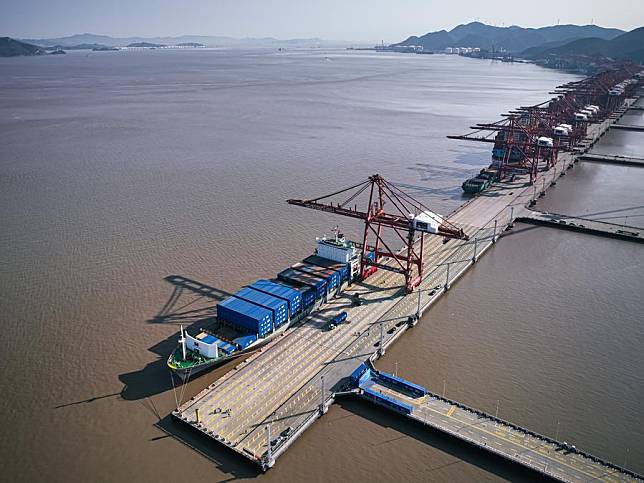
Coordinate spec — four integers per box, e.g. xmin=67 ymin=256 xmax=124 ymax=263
xmin=448 ymin=65 xmax=640 ymax=184
xmin=287 ymin=174 xmax=468 ymax=293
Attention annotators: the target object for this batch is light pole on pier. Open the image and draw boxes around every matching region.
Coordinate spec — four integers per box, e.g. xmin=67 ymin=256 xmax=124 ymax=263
xmin=555 ymin=420 xmax=560 ymax=440
xmin=493 ymin=220 xmax=498 ymax=243
xmin=445 ymin=262 xmax=451 ymax=290
xmin=319 ymin=375 xmax=326 ymax=414
xmin=378 ymin=322 xmax=385 ymax=357
xmin=472 ymin=237 xmax=478 ymax=262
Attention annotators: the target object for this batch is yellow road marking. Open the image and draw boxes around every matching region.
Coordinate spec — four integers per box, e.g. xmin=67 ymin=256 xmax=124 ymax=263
xmin=446 ymin=405 xmax=456 ymax=417
xmin=421 ymin=403 xmax=607 ymax=481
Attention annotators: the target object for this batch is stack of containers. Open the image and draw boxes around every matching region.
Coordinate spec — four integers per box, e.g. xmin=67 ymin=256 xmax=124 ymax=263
xmin=233 ymin=287 xmax=288 ymax=328
xmin=215 ymin=339 xmax=237 ymax=355
xmin=216 ymin=297 xmax=272 ymax=337
xmin=233 ymin=334 xmax=257 ymax=350
xmin=299 ymin=287 xmax=315 ymax=309
xmin=277 ymin=268 xmax=327 ymax=299
xmin=292 ymin=262 xmax=339 ymax=291
xmin=303 ymin=255 xmax=350 ymax=283
xmin=250 ymin=279 xmax=302 ymax=318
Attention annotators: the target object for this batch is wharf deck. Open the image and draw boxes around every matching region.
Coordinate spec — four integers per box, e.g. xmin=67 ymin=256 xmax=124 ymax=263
xmin=518 ymin=210 xmax=643 ymax=242
xmin=611 ymin=124 xmax=644 ymax=132
xmin=173 ymin=97 xmax=641 ymax=478
xmin=358 ymin=377 xmax=642 ymax=483
xmin=578 ymin=153 xmax=644 ymax=167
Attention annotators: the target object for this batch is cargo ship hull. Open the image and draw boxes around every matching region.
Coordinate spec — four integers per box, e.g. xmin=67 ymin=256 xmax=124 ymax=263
xmin=168 ymin=320 xmax=293 ymax=382
xmin=166 ymin=234 xmax=372 ymax=382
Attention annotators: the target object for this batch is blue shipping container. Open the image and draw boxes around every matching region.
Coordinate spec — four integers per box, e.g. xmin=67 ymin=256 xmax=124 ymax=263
xmin=303 ymin=255 xmax=350 ymax=283
xmin=217 ymin=297 xmax=272 ymax=337
xmin=216 ymin=340 xmax=237 ymax=355
xmin=201 ymin=334 xmax=217 ymax=344
xmin=233 ymin=287 xmax=288 ymax=328
xmin=293 ymin=262 xmax=339 ymax=290
xmin=250 ymin=279 xmax=302 ymax=317
xmin=301 ymin=287 xmax=315 ymax=309
xmin=233 ymin=334 xmax=258 ymax=350
xmin=277 ymin=268 xmax=327 ymax=299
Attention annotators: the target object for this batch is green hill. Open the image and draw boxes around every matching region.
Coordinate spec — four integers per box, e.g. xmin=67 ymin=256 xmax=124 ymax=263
xmin=522 ymin=27 xmax=644 ymax=63
xmin=392 ymin=22 xmax=624 ymax=52
xmin=0 ymin=37 xmax=45 ymax=57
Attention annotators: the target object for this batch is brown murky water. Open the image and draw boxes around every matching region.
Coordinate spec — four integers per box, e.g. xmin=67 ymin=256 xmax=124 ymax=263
xmin=1 ymin=49 xmax=642 ymax=482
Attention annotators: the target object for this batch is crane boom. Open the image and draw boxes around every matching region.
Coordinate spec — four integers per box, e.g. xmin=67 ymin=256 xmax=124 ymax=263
xmin=286 ymin=174 xmax=468 ymax=292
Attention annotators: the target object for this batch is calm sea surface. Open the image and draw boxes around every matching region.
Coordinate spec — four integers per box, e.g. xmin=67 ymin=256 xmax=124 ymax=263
xmin=1 ymin=49 xmax=642 ymax=482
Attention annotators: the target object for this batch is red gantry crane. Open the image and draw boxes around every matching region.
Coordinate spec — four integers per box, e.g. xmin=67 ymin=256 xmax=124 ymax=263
xmin=287 ymin=174 xmax=468 ymax=293
xmin=447 ymin=66 xmax=640 ymax=185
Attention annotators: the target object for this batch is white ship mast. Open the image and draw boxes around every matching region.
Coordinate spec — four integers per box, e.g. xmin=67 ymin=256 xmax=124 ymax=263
xmin=179 ymin=325 xmax=187 ymax=360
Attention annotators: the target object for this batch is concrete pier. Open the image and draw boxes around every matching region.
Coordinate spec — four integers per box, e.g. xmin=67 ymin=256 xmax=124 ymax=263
xmin=172 ymin=96 xmax=642 ymax=478
xmin=578 ymin=153 xmax=644 ymax=167
xmin=611 ymin=124 xmax=644 ymax=132
xmin=353 ymin=366 xmax=643 ymax=483
xmin=518 ymin=210 xmax=643 ymax=243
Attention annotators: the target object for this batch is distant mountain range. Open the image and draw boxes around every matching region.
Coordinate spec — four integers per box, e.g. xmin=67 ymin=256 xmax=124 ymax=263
xmin=20 ymin=33 xmax=336 ymax=48
xmin=393 ymin=22 xmax=625 ymax=52
xmin=521 ymin=27 xmax=644 ymax=63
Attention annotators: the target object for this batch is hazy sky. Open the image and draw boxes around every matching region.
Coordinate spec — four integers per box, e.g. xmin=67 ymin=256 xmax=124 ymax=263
xmin=3 ymin=0 xmax=642 ymax=42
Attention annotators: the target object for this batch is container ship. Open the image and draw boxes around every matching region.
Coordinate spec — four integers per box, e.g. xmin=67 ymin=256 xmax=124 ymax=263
xmin=167 ymin=233 xmax=375 ymax=381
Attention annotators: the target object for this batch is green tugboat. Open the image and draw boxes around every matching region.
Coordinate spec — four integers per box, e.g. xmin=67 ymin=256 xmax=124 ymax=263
xmin=462 ymin=168 xmax=499 ymax=194
xmin=462 ymin=177 xmax=489 ymax=193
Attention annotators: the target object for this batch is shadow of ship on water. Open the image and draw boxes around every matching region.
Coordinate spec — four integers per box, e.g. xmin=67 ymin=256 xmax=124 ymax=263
xmin=116 ymin=275 xmax=549 ymax=480
xmin=119 ymin=275 xmax=232 ymax=402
